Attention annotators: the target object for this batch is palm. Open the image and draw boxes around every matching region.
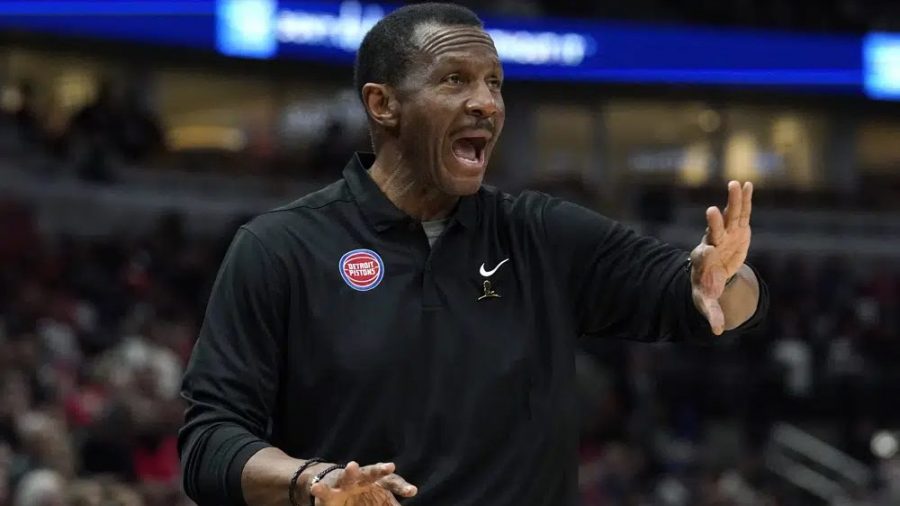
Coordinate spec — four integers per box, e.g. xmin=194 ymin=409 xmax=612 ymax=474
xmin=703 ymin=213 xmax=751 ymax=277
xmin=690 ymin=181 xmax=753 ymax=334
xmin=339 ymin=486 xmax=396 ymax=505
xmin=310 ymin=461 xmax=416 ymax=506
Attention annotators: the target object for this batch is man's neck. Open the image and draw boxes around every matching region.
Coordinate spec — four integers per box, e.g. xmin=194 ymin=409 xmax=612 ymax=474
xmin=368 ymin=149 xmax=459 ymax=222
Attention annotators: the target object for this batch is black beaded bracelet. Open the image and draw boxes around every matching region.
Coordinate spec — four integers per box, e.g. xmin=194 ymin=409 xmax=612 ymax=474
xmin=289 ymin=458 xmax=325 ymax=506
xmin=308 ymin=464 xmax=346 ymax=506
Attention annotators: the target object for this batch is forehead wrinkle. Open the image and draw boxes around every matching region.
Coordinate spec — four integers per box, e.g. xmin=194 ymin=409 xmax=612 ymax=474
xmin=426 ymin=38 xmax=497 ymax=59
xmin=415 ymin=25 xmax=496 ymax=56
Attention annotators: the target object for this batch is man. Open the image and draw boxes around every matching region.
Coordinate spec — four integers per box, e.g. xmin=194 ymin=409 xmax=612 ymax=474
xmin=179 ymin=3 xmax=768 ymax=506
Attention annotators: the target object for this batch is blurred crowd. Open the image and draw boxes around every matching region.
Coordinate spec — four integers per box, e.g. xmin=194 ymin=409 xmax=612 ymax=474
xmin=0 ymin=205 xmax=220 ymax=506
xmin=3 ymin=188 xmax=900 ymax=506
xmin=3 ymin=110 xmax=900 ymax=506
xmin=576 ymin=252 xmax=900 ymax=505
xmin=1 ymin=78 xmax=165 ymax=182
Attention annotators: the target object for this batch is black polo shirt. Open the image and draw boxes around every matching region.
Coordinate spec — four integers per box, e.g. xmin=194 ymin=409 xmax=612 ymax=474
xmin=179 ymin=153 xmax=768 ymax=506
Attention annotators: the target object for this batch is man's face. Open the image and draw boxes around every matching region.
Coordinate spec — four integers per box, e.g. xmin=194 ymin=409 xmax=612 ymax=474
xmin=395 ymin=24 xmax=505 ymax=196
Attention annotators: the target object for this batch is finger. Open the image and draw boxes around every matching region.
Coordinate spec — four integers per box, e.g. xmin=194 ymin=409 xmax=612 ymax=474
xmin=696 ymin=245 xmax=727 ymax=298
xmin=377 ymin=474 xmax=418 ymax=497
xmin=706 ymin=207 xmax=725 ymax=246
xmin=702 ymin=295 xmax=726 ymax=335
xmin=358 ymin=462 xmax=396 ymax=484
xmin=309 ymin=481 xmax=335 ymax=500
xmin=708 ymin=260 xmax=729 ymax=298
xmin=700 ymin=261 xmax=721 ymax=299
xmin=724 ymin=180 xmax=742 ymax=229
xmin=338 ymin=461 xmax=362 ymax=487
xmin=739 ymin=181 xmax=753 ymax=227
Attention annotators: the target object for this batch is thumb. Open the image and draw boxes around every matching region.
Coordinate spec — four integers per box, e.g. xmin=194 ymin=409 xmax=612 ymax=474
xmin=694 ymin=289 xmax=725 ymax=335
xmin=309 ymin=482 xmax=335 ymax=502
xmin=377 ymin=474 xmax=418 ymax=497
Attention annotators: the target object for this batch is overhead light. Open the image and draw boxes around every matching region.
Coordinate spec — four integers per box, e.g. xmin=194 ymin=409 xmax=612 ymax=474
xmin=167 ymin=126 xmax=247 ymax=152
xmin=871 ymin=430 xmax=898 ymax=459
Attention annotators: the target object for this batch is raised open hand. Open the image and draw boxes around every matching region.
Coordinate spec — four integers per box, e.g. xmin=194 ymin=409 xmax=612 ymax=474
xmin=309 ymin=461 xmax=417 ymax=506
xmin=689 ymin=180 xmax=753 ymax=335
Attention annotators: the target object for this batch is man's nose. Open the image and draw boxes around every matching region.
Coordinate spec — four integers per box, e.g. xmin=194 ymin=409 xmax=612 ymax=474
xmin=465 ymin=82 xmax=500 ymax=118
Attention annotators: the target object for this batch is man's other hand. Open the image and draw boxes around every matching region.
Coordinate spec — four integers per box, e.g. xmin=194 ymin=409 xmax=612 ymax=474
xmin=309 ymin=461 xmax=417 ymax=506
xmin=689 ymin=180 xmax=753 ymax=335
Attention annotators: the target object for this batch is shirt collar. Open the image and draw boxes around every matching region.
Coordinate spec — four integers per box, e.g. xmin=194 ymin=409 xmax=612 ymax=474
xmin=343 ymin=152 xmax=478 ymax=232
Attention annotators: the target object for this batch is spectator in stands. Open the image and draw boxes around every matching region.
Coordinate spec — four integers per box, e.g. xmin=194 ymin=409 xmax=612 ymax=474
xmin=66 ymin=80 xmax=121 ymax=181
xmin=13 ymin=469 xmax=66 ymax=506
xmin=116 ymin=82 xmax=165 ymax=162
xmin=66 ymin=78 xmax=165 ymax=181
xmin=0 ymin=443 xmax=11 ymax=506
xmin=11 ymin=81 xmax=42 ymax=148
xmin=15 ymin=411 xmax=76 ymax=481
xmin=310 ymin=119 xmax=352 ymax=179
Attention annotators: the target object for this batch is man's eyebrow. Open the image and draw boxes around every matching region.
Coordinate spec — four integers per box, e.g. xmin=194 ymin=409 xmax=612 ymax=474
xmin=432 ymin=54 xmax=503 ymax=72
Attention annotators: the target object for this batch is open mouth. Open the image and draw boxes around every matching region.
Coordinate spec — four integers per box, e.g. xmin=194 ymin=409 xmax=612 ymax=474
xmin=451 ymin=137 xmax=487 ymax=166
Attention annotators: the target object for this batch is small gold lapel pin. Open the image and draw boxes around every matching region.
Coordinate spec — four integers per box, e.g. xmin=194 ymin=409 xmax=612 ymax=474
xmin=477 ymin=280 xmax=501 ymax=301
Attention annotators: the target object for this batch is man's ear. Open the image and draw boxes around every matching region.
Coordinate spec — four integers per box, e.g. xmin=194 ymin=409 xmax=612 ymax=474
xmin=361 ymin=83 xmax=400 ymax=129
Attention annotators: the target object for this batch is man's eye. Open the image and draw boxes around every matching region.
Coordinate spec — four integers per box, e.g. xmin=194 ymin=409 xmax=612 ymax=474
xmin=488 ymin=78 xmax=503 ymax=89
xmin=444 ymin=74 xmax=464 ymax=84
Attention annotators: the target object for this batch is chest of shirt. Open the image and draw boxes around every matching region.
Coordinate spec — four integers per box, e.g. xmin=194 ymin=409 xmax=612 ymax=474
xmin=284 ymin=220 xmax=561 ymax=385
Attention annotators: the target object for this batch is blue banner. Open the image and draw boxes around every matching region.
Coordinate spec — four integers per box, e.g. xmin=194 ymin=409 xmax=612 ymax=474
xmin=0 ymin=0 xmax=897 ymax=100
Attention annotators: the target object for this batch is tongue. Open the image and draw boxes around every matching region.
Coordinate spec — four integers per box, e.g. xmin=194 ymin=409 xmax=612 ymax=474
xmin=452 ymin=139 xmax=478 ymax=162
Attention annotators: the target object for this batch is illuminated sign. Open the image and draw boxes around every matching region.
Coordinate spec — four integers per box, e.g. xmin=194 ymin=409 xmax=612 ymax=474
xmin=231 ymin=0 xmax=594 ymax=67
xmin=0 ymin=0 xmax=895 ymax=100
xmin=275 ymin=1 xmax=383 ymax=52
xmin=864 ymin=33 xmax=900 ymax=101
xmin=216 ymin=1 xmax=862 ymax=89
xmin=217 ymin=0 xmax=278 ymax=58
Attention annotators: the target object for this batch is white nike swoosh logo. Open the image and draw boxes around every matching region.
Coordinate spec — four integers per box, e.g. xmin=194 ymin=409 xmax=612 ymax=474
xmin=479 ymin=258 xmax=509 ymax=277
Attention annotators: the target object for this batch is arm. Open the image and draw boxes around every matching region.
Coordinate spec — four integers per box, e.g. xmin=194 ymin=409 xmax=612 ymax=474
xmin=542 ymin=197 xmax=711 ymax=342
xmin=241 ymin=449 xmax=317 ymax=506
xmin=718 ymin=264 xmax=760 ymax=332
xmin=179 ymin=227 xmax=416 ymax=506
xmin=542 ymin=186 xmax=766 ymax=342
xmin=179 ymin=227 xmax=287 ymax=506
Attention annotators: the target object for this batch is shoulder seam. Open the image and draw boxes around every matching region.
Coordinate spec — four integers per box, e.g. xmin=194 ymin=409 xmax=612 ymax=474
xmin=235 ymin=226 xmax=292 ymax=293
xmin=261 ymin=197 xmax=356 ymax=215
xmin=236 ymin=225 xmax=278 ymax=258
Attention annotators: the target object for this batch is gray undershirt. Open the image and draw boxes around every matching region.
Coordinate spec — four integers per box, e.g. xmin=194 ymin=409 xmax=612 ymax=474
xmin=421 ymin=218 xmax=449 ymax=247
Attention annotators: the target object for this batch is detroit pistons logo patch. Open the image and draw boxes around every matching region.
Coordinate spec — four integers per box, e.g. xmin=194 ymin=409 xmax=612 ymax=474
xmin=339 ymin=249 xmax=385 ymax=291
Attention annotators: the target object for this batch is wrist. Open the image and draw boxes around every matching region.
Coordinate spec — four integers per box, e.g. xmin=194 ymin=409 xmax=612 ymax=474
xmin=686 ymin=257 xmax=740 ymax=292
xmin=290 ymin=460 xmax=330 ymax=506
xmin=725 ymin=272 xmax=738 ymax=288
xmin=307 ymin=464 xmax=346 ymax=506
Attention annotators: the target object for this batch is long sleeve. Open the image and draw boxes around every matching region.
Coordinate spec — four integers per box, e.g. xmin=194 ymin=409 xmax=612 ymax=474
xmin=179 ymin=227 xmax=288 ymax=506
xmin=542 ymin=197 xmax=768 ymax=342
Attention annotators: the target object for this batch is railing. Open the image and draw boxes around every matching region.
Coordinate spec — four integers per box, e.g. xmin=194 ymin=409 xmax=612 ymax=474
xmin=764 ymin=422 xmax=873 ymax=504
xmin=674 ymin=206 xmax=900 ymax=237
xmin=0 ymin=160 xmax=304 ymax=236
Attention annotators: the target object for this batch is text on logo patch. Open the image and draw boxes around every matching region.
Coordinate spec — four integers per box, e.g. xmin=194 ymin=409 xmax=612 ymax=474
xmin=339 ymin=249 xmax=384 ymax=291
